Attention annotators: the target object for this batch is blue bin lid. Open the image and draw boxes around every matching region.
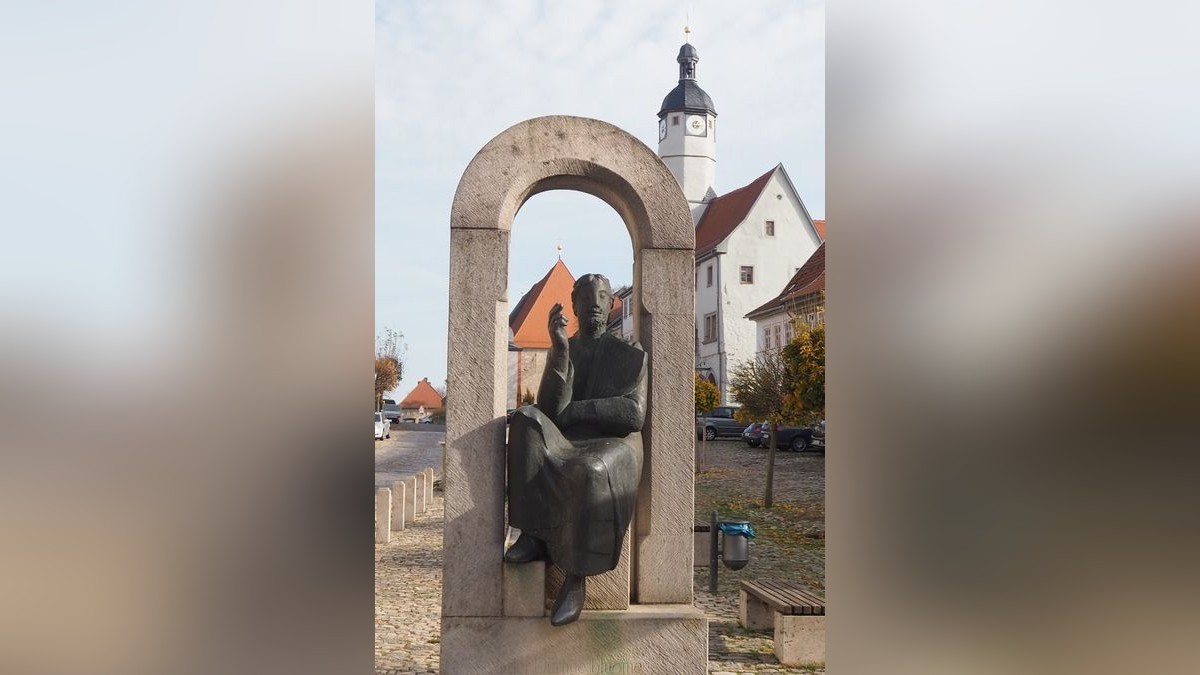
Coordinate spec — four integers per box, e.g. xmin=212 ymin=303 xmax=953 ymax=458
xmin=718 ymin=521 xmax=756 ymax=539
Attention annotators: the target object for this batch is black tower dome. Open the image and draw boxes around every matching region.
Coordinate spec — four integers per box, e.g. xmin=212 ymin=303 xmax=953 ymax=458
xmin=658 ymin=42 xmax=716 ymax=118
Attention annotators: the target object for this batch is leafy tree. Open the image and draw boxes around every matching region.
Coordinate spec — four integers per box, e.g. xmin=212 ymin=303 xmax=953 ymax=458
xmin=781 ymin=320 xmax=825 ymax=425
xmin=375 ymin=327 xmax=404 ymax=410
xmin=694 ymin=373 xmax=719 ymax=414
xmin=728 ymin=348 xmax=793 ymax=506
xmin=694 ymin=373 xmax=721 ymax=472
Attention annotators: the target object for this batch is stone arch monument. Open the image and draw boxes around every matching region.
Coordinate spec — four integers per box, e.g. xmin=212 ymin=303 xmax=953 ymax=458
xmin=441 ymin=115 xmax=706 ymax=673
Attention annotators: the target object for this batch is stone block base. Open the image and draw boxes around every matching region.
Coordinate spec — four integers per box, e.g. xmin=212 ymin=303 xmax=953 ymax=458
xmin=441 ymin=605 xmax=707 ymax=674
xmin=774 ymin=614 xmax=825 ymax=667
xmin=738 ymin=588 xmax=775 ymax=630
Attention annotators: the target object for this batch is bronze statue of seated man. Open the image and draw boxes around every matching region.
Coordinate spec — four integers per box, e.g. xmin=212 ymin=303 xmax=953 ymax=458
xmin=505 ymin=273 xmax=647 ymax=626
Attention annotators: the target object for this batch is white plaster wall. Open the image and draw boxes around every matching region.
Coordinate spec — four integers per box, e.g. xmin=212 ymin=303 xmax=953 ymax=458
xmin=659 ymin=112 xmax=716 ymax=206
xmin=715 ymin=171 xmax=821 ymax=399
xmin=694 ymin=255 xmax=722 ymax=395
xmin=753 ymin=311 xmax=792 ymax=353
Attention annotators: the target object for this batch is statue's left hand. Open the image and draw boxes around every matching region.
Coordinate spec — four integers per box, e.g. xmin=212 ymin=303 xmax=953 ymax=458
xmin=548 ymin=303 xmax=570 ymax=351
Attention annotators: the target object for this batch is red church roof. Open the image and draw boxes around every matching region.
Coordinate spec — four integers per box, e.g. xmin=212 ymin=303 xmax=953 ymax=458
xmin=401 ymin=377 xmax=443 ymax=409
xmin=695 ymin=165 xmax=824 ymax=257
xmin=508 ymin=259 xmax=579 ymax=349
xmin=746 ymin=243 xmax=826 ymax=320
xmin=695 ymin=167 xmax=776 ymax=257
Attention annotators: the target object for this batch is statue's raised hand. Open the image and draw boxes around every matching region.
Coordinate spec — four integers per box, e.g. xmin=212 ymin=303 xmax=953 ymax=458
xmin=548 ymin=303 xmax=570 ymax=351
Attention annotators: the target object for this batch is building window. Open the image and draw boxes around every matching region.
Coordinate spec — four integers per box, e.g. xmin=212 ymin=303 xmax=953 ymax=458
xmin=765 ymin=220 xmax=775 ymax=236
xmin=672 ymin=115 xmax=680 ymax=126
xmin=773 ymin=324 xmax=782 ymax=348
xmin=739 ymin=266 xmax=754 ymax=284
xmin=706 ymin=264 xmax=713 ymax=287
xmin=785 ymin=322 xmax=794 ymax=342
xmin=763 ymin=327 xmax=771 ymax=350
xmin=703 ymin=312 xmax=718 ymax=344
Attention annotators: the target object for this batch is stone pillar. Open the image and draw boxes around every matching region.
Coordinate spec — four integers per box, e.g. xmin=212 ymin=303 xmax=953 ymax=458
xmin=404 ymin=476 xmax=417 ymax=524
xmin=375 ymin=488 xmax=391 ymax=544
xmin=390 ymin=481 xmax=406 ymax=531
xmin=414 ymin=474 xmax=427 ymax=515
xmin=635 ymin=248 xmax=697 ymax=603
xmin=423 ymin=468 xmax=435 ymax=509
xmin=443 ymin=226 xmax=509 ymax=619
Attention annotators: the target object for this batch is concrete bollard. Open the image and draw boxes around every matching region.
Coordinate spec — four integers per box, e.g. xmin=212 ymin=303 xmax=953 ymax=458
xmin=414 ymin=473 xmax=427 ymax=515
xmin=404 ymin=475 xmax=417 ymax=524
xmin=375 ymin=488 xmax=391 ymax=544
xmin=390 ymin=481 xmax=406 ymax=531
xmin=424 ymin=468 xmax=435 ymax=507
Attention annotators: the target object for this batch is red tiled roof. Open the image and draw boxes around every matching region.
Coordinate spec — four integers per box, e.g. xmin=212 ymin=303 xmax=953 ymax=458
xmin=813 ymin=219 xmax=825 ymax=241
xmin=695 ymin=166 xmax=777 ymax=257
xmin=508 ymin=259 xmax=578 ymax=349
xmin=401 ymin=377 xmax=444 ymax=409
xmin=607 ymin=294 xmax=622 ymax=325
xmin=746 ymin=243 xmax=826 ymax=319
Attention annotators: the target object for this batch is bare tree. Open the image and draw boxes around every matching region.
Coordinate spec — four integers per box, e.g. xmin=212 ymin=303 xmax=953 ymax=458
xmin=375 ymin=327 xmax=404 ymax=410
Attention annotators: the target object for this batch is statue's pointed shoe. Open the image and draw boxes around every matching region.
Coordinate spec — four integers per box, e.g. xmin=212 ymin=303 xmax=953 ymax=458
xmin=550 ymin=574 xmax=586 ymax=626
xmin=503 ymin=533 xmax=546 ymax=564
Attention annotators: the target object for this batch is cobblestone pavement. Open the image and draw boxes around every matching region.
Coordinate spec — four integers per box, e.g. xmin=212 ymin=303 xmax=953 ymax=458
xmin=375 ymin=427 xmax=444 ymax=489
xmin=376 ymin=432 xmax=825 ymax=674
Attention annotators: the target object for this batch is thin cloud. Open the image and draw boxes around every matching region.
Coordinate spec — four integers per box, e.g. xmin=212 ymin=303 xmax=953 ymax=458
xmin=376 ymin=0 xmax=824 ymax=391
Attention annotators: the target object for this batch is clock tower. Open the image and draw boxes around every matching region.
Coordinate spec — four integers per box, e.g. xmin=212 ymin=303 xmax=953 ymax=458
xmin=657 ymin=41 xmax=717 ymax=220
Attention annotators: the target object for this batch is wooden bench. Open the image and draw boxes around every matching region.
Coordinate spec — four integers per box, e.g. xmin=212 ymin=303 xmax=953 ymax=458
xmin=739 ymin=580 xmax=825 ymax=667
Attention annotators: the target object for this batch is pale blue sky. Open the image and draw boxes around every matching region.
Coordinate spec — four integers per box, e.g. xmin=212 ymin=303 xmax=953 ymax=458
xmin=375 ymin=0 xmax=824 ymax=395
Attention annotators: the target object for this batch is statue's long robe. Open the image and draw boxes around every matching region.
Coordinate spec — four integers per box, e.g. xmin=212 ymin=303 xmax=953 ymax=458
xmin=507 ymin=332 xmax=647 ymax=576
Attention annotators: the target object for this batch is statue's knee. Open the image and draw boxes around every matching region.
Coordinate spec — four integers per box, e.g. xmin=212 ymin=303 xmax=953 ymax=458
xmin=581 ymin=455 xmax=607 ymax=474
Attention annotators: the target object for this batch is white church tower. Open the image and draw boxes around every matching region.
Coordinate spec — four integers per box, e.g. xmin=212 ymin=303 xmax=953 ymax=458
xmin=657 ymin=40 xmax=717 ymax=221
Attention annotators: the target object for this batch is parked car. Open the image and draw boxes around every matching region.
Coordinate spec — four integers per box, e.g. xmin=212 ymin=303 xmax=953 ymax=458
xmin=381 ymin=399 xmax=402 ymax=423
xmin=746 ymin=422 xmax=816 ymax=451
xmin=742 ymin=421 xmax=769 ymax=447
xmin=809 ymin=419 xmax=825 ymax=451
xmin=374 ymin=411 xmax=390 ymax=440
xmin=696 ymin=406 xmax=744 ymax=440
xmin=776 ymin=425 xmax=816 ymax=451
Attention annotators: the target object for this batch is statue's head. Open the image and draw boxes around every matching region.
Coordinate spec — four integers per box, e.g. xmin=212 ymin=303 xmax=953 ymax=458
xmin=571 ymin=273 xmax=613 ymax=338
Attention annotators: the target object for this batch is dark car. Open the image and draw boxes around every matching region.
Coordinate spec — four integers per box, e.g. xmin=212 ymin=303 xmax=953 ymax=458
xmin=809 ymin=420 xmax=826 ymax=451
xmin=748 ymin=423 xmax=816 ymax=451
xmin=776 ymin=424 xmax=816 ymax=451
xmin=741 ymin=421 xmax=769 ymax=447
xmin=696 ymin=406 xmax=744 ymax=440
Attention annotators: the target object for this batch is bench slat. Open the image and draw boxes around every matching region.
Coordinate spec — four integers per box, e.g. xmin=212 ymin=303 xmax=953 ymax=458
xmin=743 ymin=580 xmax=825 ymax=616
xmin=759 ymin=580 xmax=820 ymax=609
xmin=741 ymin=581 xmax=795 ymax=612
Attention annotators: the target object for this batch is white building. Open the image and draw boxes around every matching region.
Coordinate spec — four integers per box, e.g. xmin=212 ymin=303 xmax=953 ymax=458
xmin=746 ymin=243 xmax=826 ymax=354
xmin=656 ymin=42 xmax=824 ymax=403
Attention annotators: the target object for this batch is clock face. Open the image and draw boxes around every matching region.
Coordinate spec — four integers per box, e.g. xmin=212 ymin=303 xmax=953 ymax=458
xmin=685 ymin=114 xmax=706 ymax=136
xmin=658 ymin=118 xmax=667 ymax=141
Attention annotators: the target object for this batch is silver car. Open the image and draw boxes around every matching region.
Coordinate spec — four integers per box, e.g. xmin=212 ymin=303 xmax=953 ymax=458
xmin=374 ymin=411 xmax=390 ymax=440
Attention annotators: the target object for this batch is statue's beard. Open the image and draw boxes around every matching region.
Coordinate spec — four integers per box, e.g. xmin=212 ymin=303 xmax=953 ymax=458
xmin=579 ymin=316 xmax=606 ymax=337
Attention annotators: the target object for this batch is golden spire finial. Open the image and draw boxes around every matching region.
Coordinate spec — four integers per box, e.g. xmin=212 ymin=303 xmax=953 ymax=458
xmin=684 ymin=23 xmax=691 ymax=42
xmin=556 ymin=242 xmax=563 ymax=259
